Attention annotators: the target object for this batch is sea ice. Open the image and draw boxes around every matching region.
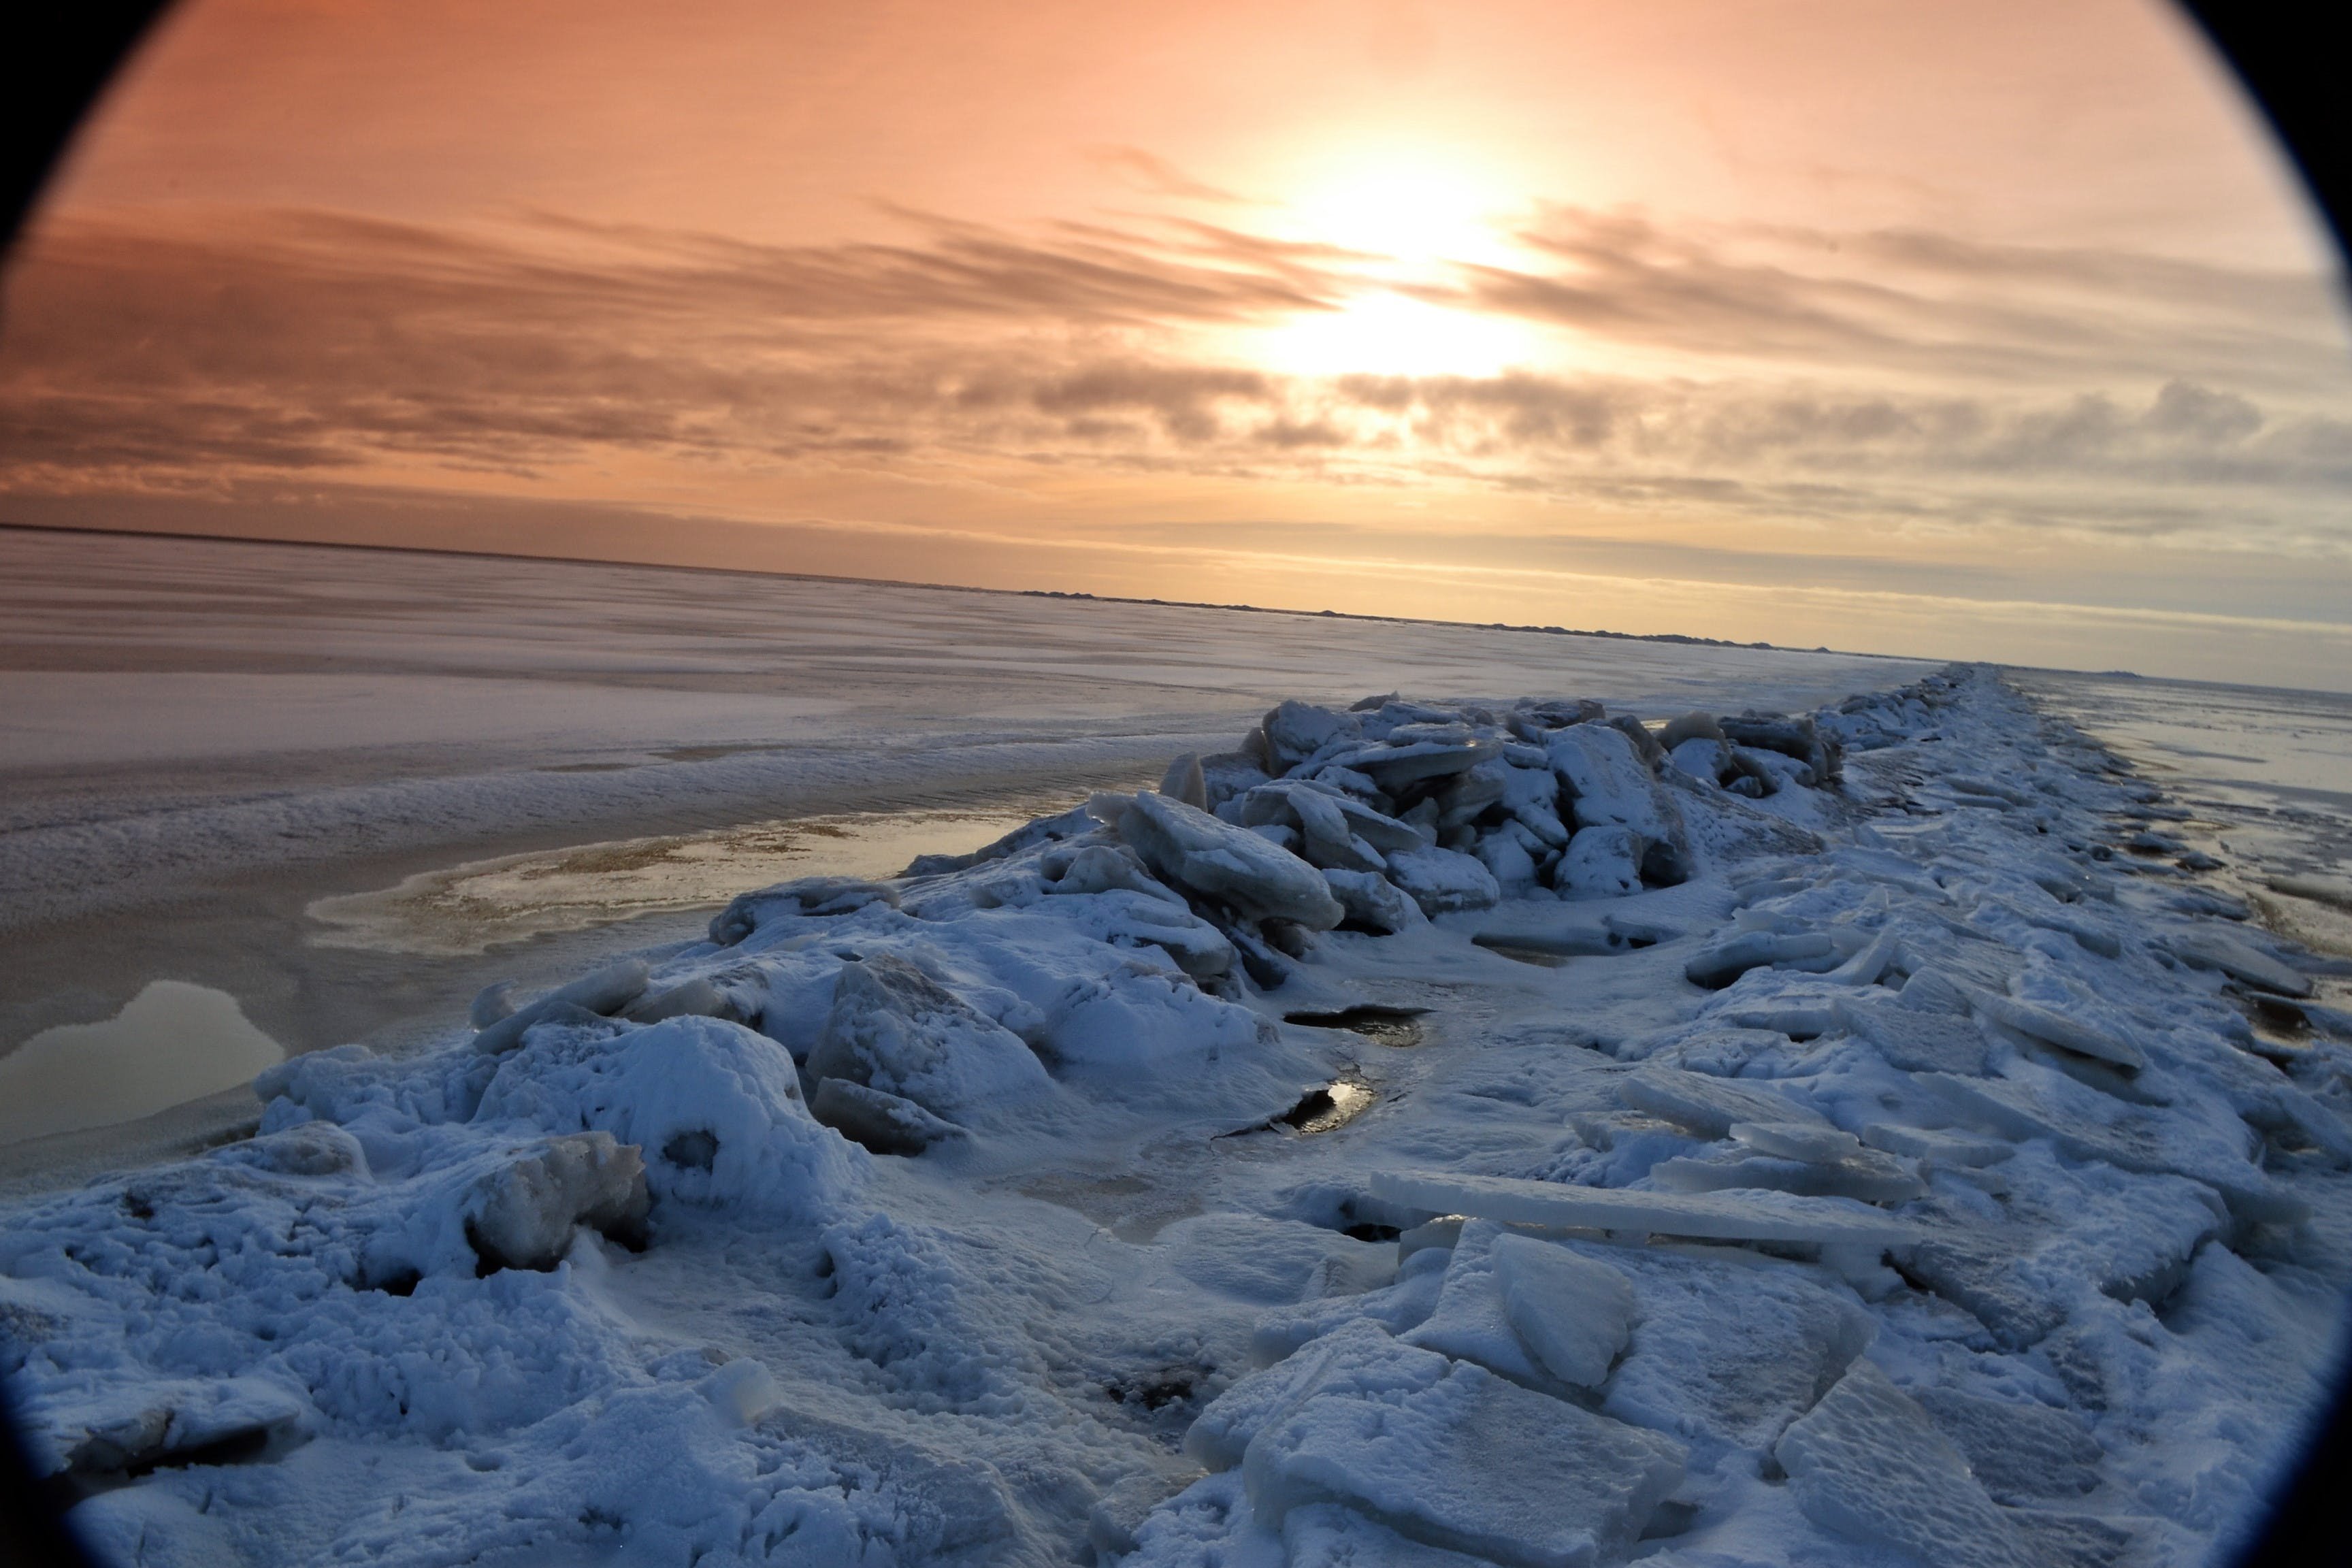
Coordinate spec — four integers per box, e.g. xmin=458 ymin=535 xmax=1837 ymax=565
xmin=1488 ymin=1232 xmax=1636 ymax=1389
xmin=1243 ymin=1352 xmax=1686 ymax=1568
xmin=810 ymin=1077 xmax=966 ymax=1156
xmin=1400 ymin=1220 xmax=1561 ymax=1388
xmin=1556 ymin=827 xmax=1642 ymax=899
xmin=1115 ymin=790 xmax=1348 ymax=930
xmin=806 ymin=953 xmax=1051 ymax=1117
xmin=1592 ymin=1242 xmax=1875 ymax=1454
xmin=465 ymin=1132 xmax=650 ymax=1273
xmin=1774 ymin=1358 xmax=2038 ymax=1568
xmin=1616 ymin=1064 xmax=1829 ymax=1139
xmin=1386 ymin=845 xmax=1503 ymax=915
xmin=1368 ymin=1171 xmax=1923 ymax=1245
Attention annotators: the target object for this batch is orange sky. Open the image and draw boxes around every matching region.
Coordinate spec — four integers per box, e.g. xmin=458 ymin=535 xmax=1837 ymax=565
xmin=5 ymin=0 xmax=2351 ymax=685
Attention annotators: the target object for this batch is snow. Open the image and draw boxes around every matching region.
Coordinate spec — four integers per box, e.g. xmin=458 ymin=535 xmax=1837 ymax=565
xmin=6 ymin=640 xmax=2352 ymax=1568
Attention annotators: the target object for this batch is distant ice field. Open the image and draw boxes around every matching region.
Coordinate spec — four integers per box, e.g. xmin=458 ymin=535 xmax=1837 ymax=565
xmin=0 ymin=526 xmax=1917 ymax=1164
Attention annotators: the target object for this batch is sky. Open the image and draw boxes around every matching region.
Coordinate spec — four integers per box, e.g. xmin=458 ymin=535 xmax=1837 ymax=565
xmin=3 ymin=0 xmax=2351 ymax=687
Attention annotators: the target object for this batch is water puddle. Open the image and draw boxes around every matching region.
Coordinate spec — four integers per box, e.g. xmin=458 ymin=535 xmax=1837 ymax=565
xmin=306 ymin=806 xmax=1045 ymax=956
xmin=1280 ymin=1077 xmax=1376 ymax=1134
xmin=1284 ymin=1005 xmax=1429 ymax=1047
xmin=0 ymin=981 xmax=285 ymax=1146
xmin=1221 ymin=1074 xmax=1379 ymax=1139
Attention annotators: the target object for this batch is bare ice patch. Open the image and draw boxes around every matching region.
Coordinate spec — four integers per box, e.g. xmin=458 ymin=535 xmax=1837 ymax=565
xmin=304 ymin=807 xmax=1041 ymax=956
xmin=0 ymin=981 xmax=284 ymax=1146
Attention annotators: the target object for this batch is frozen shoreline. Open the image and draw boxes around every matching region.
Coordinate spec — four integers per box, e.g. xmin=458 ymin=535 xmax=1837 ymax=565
xmin=5 ymin=663 xmax=2349 ymax=1568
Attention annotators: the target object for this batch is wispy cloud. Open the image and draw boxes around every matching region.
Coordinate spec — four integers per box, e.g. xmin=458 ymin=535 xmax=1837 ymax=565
xmin=3 ymin=202 xmax=2349 ymax=558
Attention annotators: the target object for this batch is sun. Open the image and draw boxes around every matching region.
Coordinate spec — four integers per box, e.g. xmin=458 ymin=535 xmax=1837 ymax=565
xmin=1243 ymin=148 xmax=1548 ymax=378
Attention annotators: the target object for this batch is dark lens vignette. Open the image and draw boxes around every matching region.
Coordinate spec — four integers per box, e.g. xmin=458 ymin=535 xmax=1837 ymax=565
xmin=0 ymin=5 xmax=2345 ymax=1565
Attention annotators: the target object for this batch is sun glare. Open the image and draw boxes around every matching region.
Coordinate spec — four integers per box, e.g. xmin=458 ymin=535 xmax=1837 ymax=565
xmin=1241 ymin=147 xmax=1544 ymax=378
xmin=1258 ymin=290 xmax=1537 ymax=378
xmin=1280 ymin=150 xmax=1524 ymax=268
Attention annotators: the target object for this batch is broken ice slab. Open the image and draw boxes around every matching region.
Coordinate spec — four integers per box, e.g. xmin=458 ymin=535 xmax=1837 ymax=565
xmin=1368 ymin=1171 xmax=1925 ymax=1246
xmin=1618 ymin=1064 xmax=1829 ymax=1138
xmin=1908 ymin=1387 xmax=2103 ymax=1505
xmin=1490 ymin=1232 xmax=1635 ymax=1389
xmin=810 ymin=1077 xmax=966 ymax=1156
xmin=1683 ymin=929 xmax=1836 ymax=988
xmin=2162 ymin=929 xmax=2313 ymax=997
xmin=470 ymin=958 xmax=650 ymax=1054
xmin=1730 ymin=1121 xmax=1863 ymax=1162
xmin=467 ymin=1132 xmax=650 ymax=1273
xmin=1245 ymin=1354 xmax=1686 ymax=1568
xmin=1650 ymin=1149 xmax=1926 ymax=1205
xmin=1841 ymin=997 xmax=1991 ymax=1076
xmin=1919 ymin=1071 xmax=2305 ymax=1224
xmin=1401 ymin=1220 xmax=1562 ymax=1389
xmin=1859 ymin=1123 xmax=2015 ymax=1167
xmin=1774 ymin=1358 xmax=2039 ymax=1568
xmin=1967 ymin=991 xmax=2147 ymax=1072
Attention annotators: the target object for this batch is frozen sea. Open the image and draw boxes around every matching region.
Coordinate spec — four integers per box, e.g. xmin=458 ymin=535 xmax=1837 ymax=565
xmin=0 ymin=526 xmax=1914 ymax=1171
xmin=4 ymin=525 xmax=2351 ymax=1568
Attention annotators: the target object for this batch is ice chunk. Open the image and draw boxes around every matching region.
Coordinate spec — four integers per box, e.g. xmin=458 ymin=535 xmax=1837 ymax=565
xmin=1556 ymin=826 xmax=1641 ymax=899
xmin=1667 ymin=737 xmax=1729 ymax=786
xmin=1344 ymin=735 xmax=1499 ymax=791
xmin=1401 ymin=1220 xmax=1555 ymax=1388
xmin=1160 ymin=752 xmax=1210 ymax=810
xmin=807 ymin=953 xmax=1050 ymax=1115
xmin=1244 ymin=1355 xmax=1686 ymax=1568
xmin=1490 ymin=1232 xmax=1635 ymax=1388
xmin=2164 ymin=930 xmax=2312 ymax=996
xmin=1186 ymin=1320 xmax=1450 ymax=1471
xmin=1594 ymin=1243 xmax=1874 ymax=1453
xmin=1897 ymin=966 xmax=1974 ymax=1014
xmin=1908 ymin=1387 xmax=2102 ymax=1503
xmin=1325 ymin=868 xmax=1425 ymax=934
xmin=470 ymin=958 xmax=651 ymax=1054
xmin=1253 ymin=1247 xmax=1451 ymax=1362
xmin=1650 ymin=1149 xmax=1925 ymax=1205
xmin=474 ymin=1013 xmax=862 ymax=1215
xmin=1859 ymin=1123 xmax=2014 ymax=1167
xmin=1682 ymin=930 xmax=1835 ymax=988
xmin=1774 ymin=1358 xmax=2038 ymax=1568
xmin=1047 ymin=843 xmax=1181 ymax=902
xmin=1842 ymin=998 xmax=1990 ymax=1075
xmin=708 ymin=876 xmax=899 ymax=945
xmin=811 ymin=1077 xmax=966 ymax=1156
xmin=1618 ymin=1064 xmax=1829 ymax=1139
xmin=1720 ymin=713 xmax=1841 ymax=783
xmin=1120 ymin=790 xmax=1347 ymax=930
xmin=1970 ymin=992 xmax=2146 ymax=1071
xmin=1547 ymin=725 xmax=1688 ymax=883
xmin=621 ymin=976 xmax=747 ymax=1026
xmin=1386 ymin=845 xmax=1503 ymax=915
xmin=467 ymin=1132 xmax=649 ymax=1273
xmin=1921 ymin=1071 xmax=2299 ymax=1222
xmin=1369 ymin=1171 xmax=1923 ymax=1246
xmin=1659 ymin=713 xmax=1725 ymax=748
xmin=1264 ymin=701 xmax=1363 ymax=773
xmin=1730 ymin=1121 xmax=1861 ymax=1162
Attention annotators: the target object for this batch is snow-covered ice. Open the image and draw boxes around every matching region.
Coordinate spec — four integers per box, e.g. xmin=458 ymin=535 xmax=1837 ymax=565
xmin=5 ymin=548 xmax=2352 ymax=1567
